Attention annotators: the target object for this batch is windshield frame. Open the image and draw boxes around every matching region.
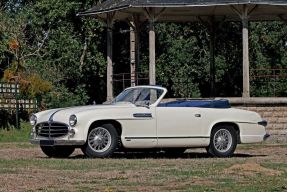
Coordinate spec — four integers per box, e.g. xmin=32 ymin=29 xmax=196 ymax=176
xmin=112 ymin=86 xmax=167 ymax=107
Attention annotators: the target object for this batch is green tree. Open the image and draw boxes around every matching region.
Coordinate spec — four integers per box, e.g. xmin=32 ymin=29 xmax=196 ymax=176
xmin=250 ymin=21 xmax=287 ymax=96
xmin=1 ymin=0 xmax=108 ymax=108
xmin=155 ymin=23 xmax=208 ymax=98
xmin=0 ymin=9 xmax=52 ymax=98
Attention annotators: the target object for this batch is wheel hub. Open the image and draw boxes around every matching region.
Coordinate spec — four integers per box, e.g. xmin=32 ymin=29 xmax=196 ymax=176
xmin=94 ymin=135 xmax=104 ymax=144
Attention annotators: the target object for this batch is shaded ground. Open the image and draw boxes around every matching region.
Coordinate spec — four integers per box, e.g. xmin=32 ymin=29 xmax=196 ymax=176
xmin=0 ymin=143 xmax=286 ymax=191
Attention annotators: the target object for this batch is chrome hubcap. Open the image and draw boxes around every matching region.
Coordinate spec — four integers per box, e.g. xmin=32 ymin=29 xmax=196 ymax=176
xmin=213 ymin=129 xmax=232 ymax=153
xmin=88 ymin=127 xmax=112 ymax=153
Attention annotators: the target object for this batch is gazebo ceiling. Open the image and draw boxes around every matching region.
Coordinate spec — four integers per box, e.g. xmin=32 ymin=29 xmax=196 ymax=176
xmin=78 ymin=0 xmax=287 ymax=22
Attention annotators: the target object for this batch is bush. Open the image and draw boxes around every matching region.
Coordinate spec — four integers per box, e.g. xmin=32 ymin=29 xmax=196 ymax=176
xmin=41 ymin=84 xmax=89 ymax=109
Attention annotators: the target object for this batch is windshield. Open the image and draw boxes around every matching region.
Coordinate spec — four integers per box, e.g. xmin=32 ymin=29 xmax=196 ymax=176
xmin=113 ymin=87 xmax=164 ymax=106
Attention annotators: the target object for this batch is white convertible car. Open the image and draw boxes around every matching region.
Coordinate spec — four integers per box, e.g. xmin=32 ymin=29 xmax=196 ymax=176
xmin=30 ymin=86 xmax=269 ymax=158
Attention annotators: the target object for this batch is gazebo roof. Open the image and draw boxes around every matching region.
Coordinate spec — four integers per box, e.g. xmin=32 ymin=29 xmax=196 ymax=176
xmin=78 ymin=0 xmax=287 ymax=21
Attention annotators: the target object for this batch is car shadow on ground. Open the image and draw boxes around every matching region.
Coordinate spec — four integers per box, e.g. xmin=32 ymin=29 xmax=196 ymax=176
xmin=67 ymin=152 xmax=266 ymax=159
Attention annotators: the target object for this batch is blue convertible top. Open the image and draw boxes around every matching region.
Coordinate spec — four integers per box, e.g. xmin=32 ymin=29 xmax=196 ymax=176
xmin=158 ymin=99 xmax=230 ymax=108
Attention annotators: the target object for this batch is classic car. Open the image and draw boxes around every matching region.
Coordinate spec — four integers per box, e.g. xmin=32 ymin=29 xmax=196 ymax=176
xmin=30 ymin=85 xmax=269 ymax=158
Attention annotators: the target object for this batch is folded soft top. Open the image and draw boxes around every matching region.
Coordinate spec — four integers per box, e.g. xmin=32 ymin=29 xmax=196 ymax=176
xmin=158 ymin=99 xmax=230 ymax=108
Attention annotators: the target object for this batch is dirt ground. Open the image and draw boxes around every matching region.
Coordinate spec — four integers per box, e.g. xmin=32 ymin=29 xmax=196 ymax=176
xmin=0 ymin=143 xmax=286 ymax=160
xmin=0 ymin=143 xmax=286 ymax=192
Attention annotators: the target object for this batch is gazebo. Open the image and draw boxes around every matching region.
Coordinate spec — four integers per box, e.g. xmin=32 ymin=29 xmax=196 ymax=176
xmin=78 ymin=0 xmax=287 ymax=101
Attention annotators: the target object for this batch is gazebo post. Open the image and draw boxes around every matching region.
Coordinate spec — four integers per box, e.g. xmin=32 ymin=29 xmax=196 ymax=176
xmin=130 ymin=25 xmax=136 ymax=87
xmin=149 ymin=9 xmax=156 ymax=85
xmin=135 ymin=17 xmax=141 ymax=85
xmin=143 ymin=8 xmax=165 ymax=86
xmin=106 ymin=13 xmax=115 ymax=101
xmin=242 ymin=5 xmax=250 ymax=98
xmin=129 ymin=15 xmax=141 ymax=87
xmin=231 ymin=5 xmax=255 ymax=98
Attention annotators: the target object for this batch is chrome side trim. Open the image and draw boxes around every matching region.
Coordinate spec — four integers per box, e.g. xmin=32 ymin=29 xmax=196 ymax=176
xmin=125 ymin=136 xmax=210 ymax=140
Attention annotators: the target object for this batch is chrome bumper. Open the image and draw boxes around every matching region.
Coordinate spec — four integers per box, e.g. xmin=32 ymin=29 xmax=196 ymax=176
xmin=30 ymin=139 xmax=85 ymax=146
xmin=263 ymin=133 xmax=270 ymax=141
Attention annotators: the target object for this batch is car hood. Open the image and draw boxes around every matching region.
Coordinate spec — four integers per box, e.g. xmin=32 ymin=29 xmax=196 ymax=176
xmin=35 ymin=102 xmax=135 ymax=123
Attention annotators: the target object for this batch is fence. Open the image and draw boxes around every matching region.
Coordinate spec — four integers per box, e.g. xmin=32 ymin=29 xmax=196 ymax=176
xmin=0 ymin=82 xmax=37 ymax=111
xmin=250 ymin=68 xmax=287 ymax=97
xmin=0 ymin=82 xmax=38 ymax=129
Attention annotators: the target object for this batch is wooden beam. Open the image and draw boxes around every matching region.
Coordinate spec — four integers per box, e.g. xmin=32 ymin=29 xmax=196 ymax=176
xmin=106 ymin=12 xmax=114 ymax=101
xmin=142 ymin=8 xmax=152 ymax=20
xmin=248 ymin=5 xmax=258 ymax=16
xmin=154 ymin=8 xmax=166 ymax=21
xmin=143 ymin=7 xmax=166 ymax=22
xmin=230 ymin=5 xmax=242 ymax=18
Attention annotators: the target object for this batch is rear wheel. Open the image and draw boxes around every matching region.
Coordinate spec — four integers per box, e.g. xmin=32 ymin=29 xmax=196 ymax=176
xmin=81 ymin=124 xmax=118 ymax=158
xmin=207 ymin=125 xmax=237 ymax=157
xmin=40 ymin=146 xmax=75 ymax=158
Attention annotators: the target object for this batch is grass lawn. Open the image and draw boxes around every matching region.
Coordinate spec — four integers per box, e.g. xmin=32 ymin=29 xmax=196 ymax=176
xmin=0 ymin=122 xmax=31 ymax=142
xmin=0 ymin=124 xmax=286 ymax=191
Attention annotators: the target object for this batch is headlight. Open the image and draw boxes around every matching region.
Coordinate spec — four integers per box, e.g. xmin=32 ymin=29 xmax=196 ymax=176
xmin=69 ymin=115 xmax=77 ymax=127
xmin=30 ymin=114 xmax=37 ymax=126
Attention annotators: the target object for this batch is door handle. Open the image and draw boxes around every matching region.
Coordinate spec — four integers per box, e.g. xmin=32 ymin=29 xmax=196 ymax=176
xmin=195 ymin=114 xmax=201 ymax=117
xmin=133 ymin=113 xmax=152 ymax=118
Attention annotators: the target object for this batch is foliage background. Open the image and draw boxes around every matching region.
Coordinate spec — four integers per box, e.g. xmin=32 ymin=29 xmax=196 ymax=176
xmin=1 ymin=0 xmax=287 ymax=109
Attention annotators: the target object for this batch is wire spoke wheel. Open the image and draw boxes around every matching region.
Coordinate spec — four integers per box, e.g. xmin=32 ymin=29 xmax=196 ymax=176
xmin=213 ymin=129 xmax=232 ymax=153
xmin=207 ymin=125 xmax=237 ymax=157
xmin=82 ymin=124 xmax=118 ymax=158
xmin=88 ymin=127 xmax=112 ymax=153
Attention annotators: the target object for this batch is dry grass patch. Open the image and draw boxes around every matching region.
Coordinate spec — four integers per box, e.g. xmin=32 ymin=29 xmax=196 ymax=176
xmin=224 ymin=162 xmax=283 ymax=176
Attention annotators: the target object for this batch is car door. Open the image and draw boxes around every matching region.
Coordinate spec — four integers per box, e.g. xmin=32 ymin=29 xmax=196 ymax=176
xmin=156 ymin=106 xmax=205 ymax=147
xmin=120 ymin=106 xmax=157 ymax=149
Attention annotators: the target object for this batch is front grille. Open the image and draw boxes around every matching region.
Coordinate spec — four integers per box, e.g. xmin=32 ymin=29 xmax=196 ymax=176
xmin=36 ymin=122 xmax=69 ymax=138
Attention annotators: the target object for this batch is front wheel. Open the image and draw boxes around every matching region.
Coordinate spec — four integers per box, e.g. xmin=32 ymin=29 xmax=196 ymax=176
xmin=81 ymin=124 xmax=118 ymax=158
xmin=207 ymin=125 xmax=237 ymax=157
xmin=40 ymin=146 xmax=75 ymax=158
